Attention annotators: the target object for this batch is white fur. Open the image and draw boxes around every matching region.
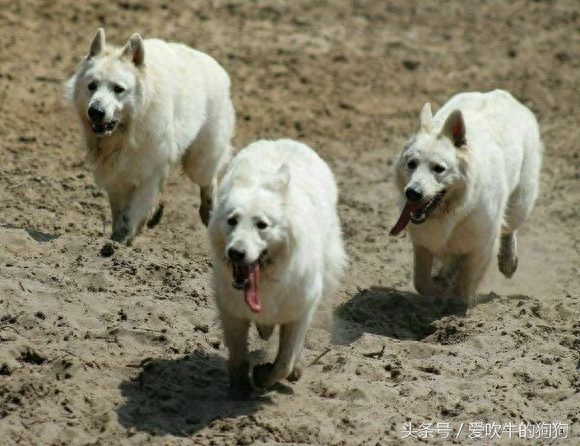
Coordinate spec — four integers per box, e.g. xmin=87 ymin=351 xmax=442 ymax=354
xmin=209 ymin=139 xmax=347 ymax=395
xmin=394 ymin=90 xmax=543 ymax=304
xmin=65 ymin=28 xmax=234 ymax=243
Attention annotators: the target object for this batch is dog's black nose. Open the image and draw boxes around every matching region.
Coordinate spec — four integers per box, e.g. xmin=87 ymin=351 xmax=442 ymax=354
xmin=88 ymin=106 xmax=106 ymax=122
xmin=405 ymin=187 xmax=423 ymax=202
xmin=228 ymin=247 xmax=246 ymax=263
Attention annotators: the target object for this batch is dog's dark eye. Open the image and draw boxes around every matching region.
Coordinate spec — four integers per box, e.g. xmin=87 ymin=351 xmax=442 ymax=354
xmin=88 ymin=81 xmax=98 ymax=92
xmin=112 ymin=84 xmax=126 ymax=94
xmin=433 ymin=164 xmax=446 ymax=173
xmin=227 ymin=216 xmax=238 ymax=226
xmin=407 ymin=160 xmax=417 ymax=170
xmin=256 ymin=220 xmax=268 ymax=230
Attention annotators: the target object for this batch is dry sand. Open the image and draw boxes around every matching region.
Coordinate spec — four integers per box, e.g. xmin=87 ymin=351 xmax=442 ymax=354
xmin=1 ymin=1 xmax=579 ymax=444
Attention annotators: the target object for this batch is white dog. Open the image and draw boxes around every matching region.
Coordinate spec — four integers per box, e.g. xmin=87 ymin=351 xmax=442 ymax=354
xmin=65 ymin=28 xmax=234 ymax=244
xmin=391 ymin=90 xmax=542 ymax=304
xmin=209 ymin=139 xmax=347 ymax=397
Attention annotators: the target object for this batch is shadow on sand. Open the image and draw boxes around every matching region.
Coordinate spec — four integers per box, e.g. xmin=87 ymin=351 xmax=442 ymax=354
xmin=117 ymin=349 xmax=269 ymax=437
xmin=1 ymin=224 xmax=60 ymax=243
xmin=25 ymin=228 xmax=60 ymax=242
xmin=117 ymin=289 xmax=476 ymax=436
xmin=332 ymin=286 xmax=468 ymax=345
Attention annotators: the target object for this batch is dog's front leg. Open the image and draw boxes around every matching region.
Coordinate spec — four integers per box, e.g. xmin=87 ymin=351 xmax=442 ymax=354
xmin=413 ymin=244 xmax=442 ymax=297
xmin=452 ymin=245 xmax=493 ymax=305
xmin=107 ymin=187 xmax=132 ymax=243
xmin=220 ymin=311 xmax=251 ymax=399
xmin=253 ymin=313 xmax=311 ymax=389
xmin=433 ymin=256 xmax=460 ymax=293
xmin=109 ymin=169 xmax=166 ymax=244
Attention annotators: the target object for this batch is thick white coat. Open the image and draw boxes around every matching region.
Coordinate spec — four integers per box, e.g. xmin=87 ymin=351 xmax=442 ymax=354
xmin=209 ymin=139 xmax=346 ymax=392
xmin=66 ymin=30 xmax=234 ymax=242
xmin=396 ymin=90 xmax=542 ymax=302
xmin=213 ymin=140 xmax=344 ymax=323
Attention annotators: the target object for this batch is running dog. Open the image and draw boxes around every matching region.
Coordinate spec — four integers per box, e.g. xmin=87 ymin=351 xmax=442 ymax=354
xmin=209 ymin=139 xmax=347 ymax=396
xmin=391 ymin=90 xmax=542 ymax=304
xmin=65 ymin=28 xmax=234 ymax=244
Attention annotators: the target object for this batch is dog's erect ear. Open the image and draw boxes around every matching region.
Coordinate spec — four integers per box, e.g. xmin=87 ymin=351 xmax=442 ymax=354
xmin=441 ymin=110 xmax=467 ymax=148
xmin=266 ymin=164 xmax=291 ymax=194
xmin=419 ymin=102 xmax=434 ymax=132
xmin=88 ymin=28 xmax=106 ymax=59
xmin=122 ymin=33 xmax=145 ymax=66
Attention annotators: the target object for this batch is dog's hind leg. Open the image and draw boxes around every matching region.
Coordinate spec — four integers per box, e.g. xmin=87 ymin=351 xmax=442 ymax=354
xmin=498 ymin=232 xmax=518 ymax=278
xmin=197 ymin=144 xmax=232 ymax=227
xmin=221 ymin=312 xmax=251 ymax=399
xmin=253 ymin=314 xmax=311 ymax=388
xmin=497 ymin=191 xmax=530 ymax=279
xmin=199 ymin=184 xmax=213 ymax=227
xmin=183 ymin=99 xmax=234 ymax=227
xmin=499 ymin=138 xmax=541 ymax=278
xmin=146 ymin=202 xmax=164 ymax=229
xmin=184 ymin=146 xmax=231 ymax=227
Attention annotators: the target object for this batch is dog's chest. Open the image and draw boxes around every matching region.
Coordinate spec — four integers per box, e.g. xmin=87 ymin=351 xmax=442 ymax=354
xmin=410 ymin=217 xmax=481 ymax=255
xmin=224 ymin=283 xmax=313 ymax=325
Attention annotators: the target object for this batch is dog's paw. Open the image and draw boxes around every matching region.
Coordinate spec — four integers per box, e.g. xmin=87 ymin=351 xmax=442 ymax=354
xmin=199 ymin=192 xmax=213 ymax=227
xmin=252 ymin=362 xmax=275 ymax=388
xmin=431 ymin=275 xmax=450 ymax=295
xmin=111 ymin=226 xmax=130 ymax=244
xmin=146 ymin=202 xmax=164 ymax=229
xmin=286 ymin=365 xmax=303 ymax=383
xmin=100 ymin=241 xmax=119 ymax=257
xmin=498 ymin=254 xmax=518 ymax=278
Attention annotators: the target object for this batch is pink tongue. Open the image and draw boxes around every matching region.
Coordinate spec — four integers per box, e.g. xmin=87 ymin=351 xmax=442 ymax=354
xmin=389 ymin=202 xmax=421 ymax=236
xmin=244 ymin=263 xmax=261 ymax=313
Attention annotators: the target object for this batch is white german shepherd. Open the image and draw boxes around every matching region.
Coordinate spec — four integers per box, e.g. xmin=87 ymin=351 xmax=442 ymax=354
xmin=391 ymin=90 xmax=542 ymax=305
xmin=209 ymin=139 xmax=347 ymax=397
xmin=65 ymin=28 xmax=234 ymax=244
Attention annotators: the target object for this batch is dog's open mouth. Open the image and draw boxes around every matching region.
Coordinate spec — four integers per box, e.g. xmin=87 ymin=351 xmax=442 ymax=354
xmin=390 ymin=191 xmax=446 ymax=236
xmin=90 ymin=120 xmax=118 ymax=136
xmin=410 ymin=192 xmax=445 ymax=224
xmin=231 ymin=252 xmax=267 ymax=313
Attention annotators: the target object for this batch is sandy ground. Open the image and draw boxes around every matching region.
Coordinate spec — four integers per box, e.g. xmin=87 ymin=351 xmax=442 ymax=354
xmin=1 ymin=0 xmax=579 ymax=444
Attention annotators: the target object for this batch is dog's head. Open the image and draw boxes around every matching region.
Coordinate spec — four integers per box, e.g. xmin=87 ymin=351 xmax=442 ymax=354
xmin=391 ymin=103 xmax=469 ymax=235
xmin=209 ymin=160 xmax=291 ymax=312
xmin=66 ymin=28 xmax=145 ymax=137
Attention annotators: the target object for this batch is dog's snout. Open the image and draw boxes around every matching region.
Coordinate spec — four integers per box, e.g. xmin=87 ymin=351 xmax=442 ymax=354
xmin=88 ymin=106 xmax=106 ymax=122
xmin=405 ymin=187 xmax=423 ymax=202
xmin=228 ymin=247 xmax=246 ymax=263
